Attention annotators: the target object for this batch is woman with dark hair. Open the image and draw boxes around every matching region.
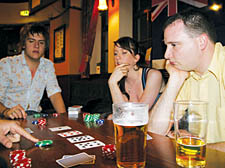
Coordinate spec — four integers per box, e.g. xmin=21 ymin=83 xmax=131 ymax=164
xmin=107 ymin=37 xmax=163 ymax=119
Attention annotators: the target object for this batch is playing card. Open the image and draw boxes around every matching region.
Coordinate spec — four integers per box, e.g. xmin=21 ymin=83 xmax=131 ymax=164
xmin=25 ymin=128 xmax=34 ymax=134
xmin=74 ymin=140 xmax=105 ymax=150
xmin=67 ymin=135 xmax=94 ymax=143
xmin=147 ymin=134 xmax=152 ymax=140
xmin=62 ymin=154 xmax=96 ymax=164
xmin=56 ymin=152 xmax=93 ymax=167
xmin=58 ymin=130 xmax=83 ymax=137
xmin=49 ymin=126 xmax=72 ymax=132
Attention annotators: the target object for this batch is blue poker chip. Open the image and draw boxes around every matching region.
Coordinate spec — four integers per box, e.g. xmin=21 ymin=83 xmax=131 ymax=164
xmin=96 ymin=119 xmax=104 ymax=124
xmin=35 ymin=140 xmax=53 ymax=147
xmin=32 ymin=120 xmax=39 ymax=125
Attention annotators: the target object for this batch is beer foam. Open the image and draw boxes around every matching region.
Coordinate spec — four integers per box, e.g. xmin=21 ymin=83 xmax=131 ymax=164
xmin=113 ymin=119 xmax=148 ymax=126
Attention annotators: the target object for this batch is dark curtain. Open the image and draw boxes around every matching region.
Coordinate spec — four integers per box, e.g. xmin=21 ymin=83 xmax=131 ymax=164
xmin=79 ymin=0 xmax=99 ymax=78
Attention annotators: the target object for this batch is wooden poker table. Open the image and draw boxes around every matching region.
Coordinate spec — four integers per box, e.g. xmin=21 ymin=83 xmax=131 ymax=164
xmin=0 ymin=112 xmax=224 ymax=168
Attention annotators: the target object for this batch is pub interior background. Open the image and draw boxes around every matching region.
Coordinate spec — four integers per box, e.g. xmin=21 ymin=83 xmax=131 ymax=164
xmin=0 ymin=0 xmax=224 ymax=115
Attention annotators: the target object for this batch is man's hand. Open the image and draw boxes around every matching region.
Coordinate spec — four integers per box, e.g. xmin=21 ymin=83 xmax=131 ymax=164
xmin=166 ymin=60 xmax=189 ymax=83
xmin=4 ymin=104 xmax=27 ymax=119
xmin=207 ymin=142 xmax=225 ymax=153
xmin=0 ymin=120 xmax=39 ymax=148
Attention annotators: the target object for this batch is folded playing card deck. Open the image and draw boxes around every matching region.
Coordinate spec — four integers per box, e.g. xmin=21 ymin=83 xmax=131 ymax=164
xmin=56 ymin=152 xmax=95 ymax=167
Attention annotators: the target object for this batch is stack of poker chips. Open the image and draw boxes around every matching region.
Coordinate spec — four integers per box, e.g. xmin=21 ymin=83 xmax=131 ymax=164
xmin=102 ymin=144 xmax=116 ymax=160
xmin=35 ymin=140 xmax=53 ymax=147
xmin=95 ymin=119 xmax=104 ymax=125
xmin=83 ymin=113 xmax=101 ymax=122
xmin=33 ymin=113 xmax=41 ymax=118
xmin=38 ymin=118 xmax=47 ymax=126
xmin=52 ymin=113 xmax=59 ymax=117
xmin=32 ymin=120 xmax=38 ymax=125
xmin=9 ymin=150 xmax=32 ymax=168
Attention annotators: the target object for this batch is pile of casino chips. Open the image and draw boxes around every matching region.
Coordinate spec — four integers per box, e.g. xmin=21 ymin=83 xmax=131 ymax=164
xmin=9 ymin=150 xmax=31 ymax=168
xmin=38 ymin=118 xmax=47 ymax=126
xmin=83 ymin=113 xmax=104 ymax=127
xmin=35 ymin=140 xmax=53 ymax=147
xmin=32 ymin=118 xmax=47 ymax=126
xmin=83 ymin=113 xmax=100 ymax=122
xmin=52 ymin=113 xmax=59 ymax=117
xmin=102 ymin=144 xmax=116 ymax=160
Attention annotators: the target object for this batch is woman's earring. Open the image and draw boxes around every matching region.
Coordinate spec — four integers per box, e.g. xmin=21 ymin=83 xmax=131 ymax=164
xmin=133 ymin=64 xmax=139 ymax=71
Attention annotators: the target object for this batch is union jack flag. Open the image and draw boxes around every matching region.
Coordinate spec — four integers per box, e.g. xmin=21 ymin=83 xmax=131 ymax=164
xmin=151 ymin=0 xmax=208 ymax=21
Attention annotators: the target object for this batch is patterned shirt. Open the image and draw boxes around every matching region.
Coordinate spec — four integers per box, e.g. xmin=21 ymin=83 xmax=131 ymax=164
xmin=176 ymin=42 xmax=225 ymax=143
xmin=0 ymin=51 xmax=61 ymax=112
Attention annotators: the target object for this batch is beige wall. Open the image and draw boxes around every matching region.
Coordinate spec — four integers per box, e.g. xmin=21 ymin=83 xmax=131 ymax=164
xmin=108 ymin=0 xmax=133 ymax=73
xmin=49 ymin=5 xmax=82 ymax=75
xmin=90 ymin=15 xmax=101 ymax=74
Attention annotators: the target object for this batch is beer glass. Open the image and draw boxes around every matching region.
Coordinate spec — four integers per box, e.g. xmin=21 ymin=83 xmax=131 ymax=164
xmin=174 ymin=100 xmax=208 ymax=168
xmin=112 ymin=102 xmax=149 ymax=168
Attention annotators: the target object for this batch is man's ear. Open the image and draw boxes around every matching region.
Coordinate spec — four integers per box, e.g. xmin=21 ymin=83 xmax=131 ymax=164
xmin=134 ymin=54 xmax=140 ymax=63
xmin=198 ymin=33 xmax=208 ymax=50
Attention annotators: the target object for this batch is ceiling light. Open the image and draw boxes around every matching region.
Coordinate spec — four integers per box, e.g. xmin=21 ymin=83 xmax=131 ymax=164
xmin=20 ymin=10 xmax=29 ymax=16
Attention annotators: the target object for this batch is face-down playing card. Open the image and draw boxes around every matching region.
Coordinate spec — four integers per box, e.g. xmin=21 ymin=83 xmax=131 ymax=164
xmin=74 ymin=140 xmax=105 ymax=150
xmin=58 ymin=130 xmax=83 ymax=137
xmin=56 ymin=152 xmax=93 ymax=168
xmin=67 ymin=135 xmax=94 ymax=143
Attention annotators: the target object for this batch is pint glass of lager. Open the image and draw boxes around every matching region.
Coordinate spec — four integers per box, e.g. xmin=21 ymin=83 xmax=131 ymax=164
xmin=113 ymin=103 xmax=149 ymax=168
xmin=174 ymin=100 xmax=208 ymax=168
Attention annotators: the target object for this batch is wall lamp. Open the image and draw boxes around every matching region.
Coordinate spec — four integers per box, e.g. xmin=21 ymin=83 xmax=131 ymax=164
xmin=209 ymin=3 xmax=222 ymax=11
xmin=98 ymin=0 xmax=114 ymax=11
xmin=20 ymin=10 xmax=30 ymax=16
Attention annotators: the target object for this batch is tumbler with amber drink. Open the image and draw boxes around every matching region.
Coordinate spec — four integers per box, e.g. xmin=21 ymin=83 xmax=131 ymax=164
xmin=174 ymin=100 xmax=208 ymax=168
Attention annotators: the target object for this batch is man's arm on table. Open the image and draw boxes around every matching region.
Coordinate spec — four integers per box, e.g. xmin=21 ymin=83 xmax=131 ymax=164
xmin=148 ymin=62 xmax=188 ymax=135
xmin=49 ymin=92 xmax=66 ymax=113
xmin=0 ymin=102 xmax=26 ymax=119
xmin=207 ymin=142 xmax=225 ymax=153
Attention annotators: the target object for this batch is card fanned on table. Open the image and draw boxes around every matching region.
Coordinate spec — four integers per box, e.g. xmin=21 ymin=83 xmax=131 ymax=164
xmin=74 ymin=140 xmax=105 ymax=150
xmin=67 ymin=135 xmax=95 ymax=143
xmin=58 ymin=130 xmax=83 ymax=137
xmin=49 ymin=126 xmax=72 ymax=132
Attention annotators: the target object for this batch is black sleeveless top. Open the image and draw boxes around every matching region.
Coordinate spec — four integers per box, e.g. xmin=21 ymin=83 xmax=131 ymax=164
xmin=119 ymin=67 xmax=150 ymax=100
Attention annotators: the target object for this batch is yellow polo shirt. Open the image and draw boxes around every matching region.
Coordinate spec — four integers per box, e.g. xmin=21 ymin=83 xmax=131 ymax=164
xmin=176 ymin=42 xmax=225 ymax=143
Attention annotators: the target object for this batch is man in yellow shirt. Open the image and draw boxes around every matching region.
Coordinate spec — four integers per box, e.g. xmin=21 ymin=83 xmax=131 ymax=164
xmin=148 ymin=9 xmax=225 ymax=152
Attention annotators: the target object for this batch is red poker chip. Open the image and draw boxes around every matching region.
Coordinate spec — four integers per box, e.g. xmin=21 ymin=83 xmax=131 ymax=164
xmin=10 ymin=153 xmax=26 ymax=159
xmin=10 ymin=156 xmax=26 ymax=164
xmin=82 ymin=113 xmax=90 ymax=119
xmin=102 ymin=144 xmax=116 ymax=160
xmin=53 ymin=113 xmax=59 ymax=117
xmin=38 ymin=119 xmax=47 ymax=126
xmin=12 ymin=157 xmax=31 ymax=167
xmin=10 ymin=150 xmax=25 ymax=156
xmin=13 ymin=162 xmax=31 ymax=168
xmin=102 ymin=144 xmax=116 ymax=151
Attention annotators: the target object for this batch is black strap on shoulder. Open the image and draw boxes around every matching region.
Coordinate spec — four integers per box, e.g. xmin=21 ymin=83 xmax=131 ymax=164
xmin=142 ymin=67 xmax=150 ymax=89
